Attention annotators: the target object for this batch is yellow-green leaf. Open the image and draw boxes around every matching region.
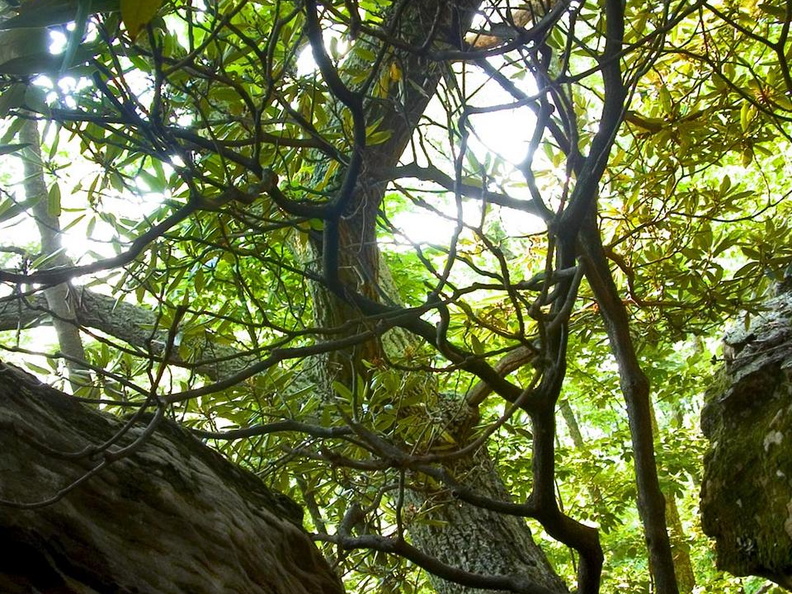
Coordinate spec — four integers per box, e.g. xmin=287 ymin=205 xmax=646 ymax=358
xmin=741 ymin=146 xmax=754 ymax=167
xmin=47 ymin=182 xmax=61 ymax=217
xmin=740 ymin=102 xmax=755 ymax=132
xmin=120 ymin=0 xmax=163 ymax=38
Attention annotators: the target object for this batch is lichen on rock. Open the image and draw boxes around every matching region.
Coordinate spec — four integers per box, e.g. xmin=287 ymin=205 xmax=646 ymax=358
xmin=701 ymin=291 xmax=792 ymax=589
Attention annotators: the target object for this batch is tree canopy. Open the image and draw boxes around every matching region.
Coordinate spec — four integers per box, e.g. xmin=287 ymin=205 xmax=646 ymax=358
xmin=1 ymin=0 xmax=791 ymax=592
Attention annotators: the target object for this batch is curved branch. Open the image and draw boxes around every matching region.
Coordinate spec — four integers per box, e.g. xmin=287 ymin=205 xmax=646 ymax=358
xmin=316 ymin=532 xmax=559 ymax=594
xmin=0 ymin=201 xmax=200 ymax=286
xmin=579 ymin=212 xmax=678 ymax=593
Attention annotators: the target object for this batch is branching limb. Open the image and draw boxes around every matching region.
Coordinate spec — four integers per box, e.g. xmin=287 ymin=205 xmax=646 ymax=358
xmin=315 ymin=532 xmax=559 ymax=594
xmin=579 ymin=211 xmax=678 ymax=593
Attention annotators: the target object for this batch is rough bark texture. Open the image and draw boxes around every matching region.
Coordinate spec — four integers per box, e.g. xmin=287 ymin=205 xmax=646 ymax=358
xmin=407 ymin=413 xmax=570 ymax=594
xmin=0 ymin=361 xmax=344 ymax=594
xmin=701 ymin=289 xmax=792 ymax=589
xmin=0 ymin=289 xmax=253 ymax=381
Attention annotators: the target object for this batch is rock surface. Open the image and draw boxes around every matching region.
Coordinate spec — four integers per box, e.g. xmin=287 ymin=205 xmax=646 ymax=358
xmin=701 ymin=291 xmax=792 ymax=589
xmin=0 ymin=361 xmax=344 ymax=594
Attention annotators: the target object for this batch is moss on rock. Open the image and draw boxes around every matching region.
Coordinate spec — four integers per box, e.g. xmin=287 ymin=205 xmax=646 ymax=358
xmin=701 ymin=292 xmax=792 ymax=588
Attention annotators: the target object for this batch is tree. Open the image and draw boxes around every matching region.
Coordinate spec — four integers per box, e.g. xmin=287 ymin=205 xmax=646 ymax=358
xmin=1 ymin=0 xmax=791 ymax=592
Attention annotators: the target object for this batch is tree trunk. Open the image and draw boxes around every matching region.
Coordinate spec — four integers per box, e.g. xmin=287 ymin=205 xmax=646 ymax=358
xmin=648 ymin=402 xmax=695 ymax=593
xmin=561 ymin=399 xmax=695 ymax=593
xmin=20 ymin=119 xmax=90 ymax=392
xmin=559 ymin=400 xmax=606 ymax=509
xmin=0 ymin=360 xmax=344 ymax=594
xmin=664 ymin=495 xmax=695 ymax=594
xmin=299 ymin=1 xmax=569 ymax=590
xmin=579 ymin=214 xmax=679 ymax=594
xmin=0 ymin=289 xmax=256 ymax=383
xmin=407 ymin=424 xmax=569 ymax=594
xmin=1 ymin=257 xmax=568 ymax=592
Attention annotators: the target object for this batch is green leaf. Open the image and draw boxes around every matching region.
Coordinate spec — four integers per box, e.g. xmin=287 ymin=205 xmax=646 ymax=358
xmin=0 ymin=197 xmax=21 ymax=222
xmin=47 ymin=182 xmax=61 ymax=217
xmin=658 ymin=86 xmax=673 ymax=113
xmin=332 ymin=381 xmax=353 ymax=401
xmin=470 ymin=335 xmax=485 ymax=355
xmin=758 ymin=3 xmax=787 ymax=19
xmin=0 ymin=143 xmax=29 ymax=156
xmin=31 ymin=246 xmax=66 ymax=268
xmin=718 ymin=175 xmax=731 ymax=195
xmin=0 ymin=84 xmax=26 ymax=117
xmin=0 ymin=0 xmax=121 ymax=29
xmin=0 ymin=27 xmax=47 ymax=66
xmin=120 ymin=0 xmax=163 ymax=38
xmin=25 ymin=361 xmax=53 ymax=376
xmin=23 ymin=86 xmax=50 ymax=117
xmin=740 ymin=102 xmax=755 ymax=132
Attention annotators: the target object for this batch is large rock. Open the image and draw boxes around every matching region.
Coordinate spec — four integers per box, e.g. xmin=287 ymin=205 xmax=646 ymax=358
xmin=0 ymin=361 xmax=344 ymax=594
xmin=701 ymin=291 xmax=792 ymax=589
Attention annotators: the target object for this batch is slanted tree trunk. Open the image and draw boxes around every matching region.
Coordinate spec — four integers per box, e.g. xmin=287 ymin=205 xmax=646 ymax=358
xmin=0 ymin=250 xmax=568 ymax=593
xmin=0 ymin=289 xmax=256 ymax=383
xmin=0 ymin=360 xmax=344 ymax=594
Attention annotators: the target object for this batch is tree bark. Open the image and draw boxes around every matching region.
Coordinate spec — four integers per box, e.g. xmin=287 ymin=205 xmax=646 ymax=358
xmin=0 ymin=2 xmax=612 ymax=592
xmin=1 ymin=258 xmax=569 ymax=592
xmin=20 ymin=119 xmax=90 ymax=392
xmin=407 ymin=429 xmax=569 ymax=594
xmin=648 ymin=402 xmax=695 ymax=593
xmin=0 ymin=289 xmax=256 ymax=383
xmin=558 ymin=400 xmax=606 ymax=513
xmin=0 ymin=360 xmax=344 ymax=594
xmin=579 ymin=215 xmax=678 ymax=594
xmin=562 ymin=399 xmax=695 ymax=592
